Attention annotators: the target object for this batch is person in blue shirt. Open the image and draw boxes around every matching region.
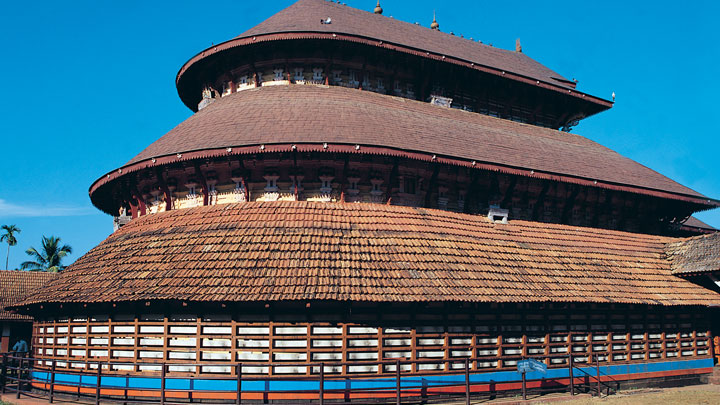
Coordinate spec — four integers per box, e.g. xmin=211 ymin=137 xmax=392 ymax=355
xmin=12 ymin=339 xmax=28 ymax=353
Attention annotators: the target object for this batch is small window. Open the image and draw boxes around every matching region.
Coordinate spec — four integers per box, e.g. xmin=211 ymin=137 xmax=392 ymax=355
xmin=376 ymin=77 xmax=384 ymax=90
xmin=403 ymin=178 xmax=416 ymax=194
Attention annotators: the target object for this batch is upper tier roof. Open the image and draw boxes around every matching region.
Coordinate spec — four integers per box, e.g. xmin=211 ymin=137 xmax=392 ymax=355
xmin=176 ymin=0 xmax=611 ymax=112
xmin=239 ymin=0 xmax=573 ymax=88
xmin=14 ymin=202 xmax=720 ymax=307
xmin=92 ymin=85 xmax=714 ymax=208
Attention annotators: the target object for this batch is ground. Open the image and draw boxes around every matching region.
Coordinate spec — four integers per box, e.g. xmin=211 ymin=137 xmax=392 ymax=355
xmin=537 ymin=384 xmax=720 ymax=405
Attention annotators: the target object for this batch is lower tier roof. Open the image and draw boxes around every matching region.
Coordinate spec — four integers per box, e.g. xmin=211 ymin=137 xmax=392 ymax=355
xmin=15 ymin=202 xmax=720 ymax=308
xmin=0 ymin=270 xmax=57 ymax=320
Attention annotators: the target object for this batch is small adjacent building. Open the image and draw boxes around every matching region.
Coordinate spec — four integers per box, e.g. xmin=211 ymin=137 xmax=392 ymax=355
xmin=0 ymin=270 xmax=56 ymax=352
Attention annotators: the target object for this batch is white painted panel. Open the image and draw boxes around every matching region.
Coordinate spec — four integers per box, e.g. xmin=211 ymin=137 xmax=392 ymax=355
xmin=312 ymin=326 xmax=342 ymax=334
xmin=348 ymin=352 xmax=377 ymax=360
xmin=383 ymin=339 xmax=410 ymax=346
xmin=57 ymin=337 xmax=68 ymax=345
xmin=202 ymin=351 xmax=231 ymax=360
xmin=418 ymin=363 xmax=443 ymax=370
xmin=237 ymin=326 xmax=269 ymax=335
xmin=70 ymin=349 xmax=86 ymax=357
xmin=169 ymin=326 xmax=197 ymax=334
xmin=451 ymin=350 xmax=472 ymax=357
xmin=72 ymin=317 xmax=88 ymax=322
xmin=477 ymin=349 xmax=498 ymax=356
xmin=384 ymin=352 xmax=411 ymax=358
xmin=237 ymin=339 xmax=269 ymax=348
xmin=417 ymin=338 xmax=444 ymax=345
xmin=202 ymin=338 xmax=231 ymax=347
xmin=274 ymin=366 xmax=307 ymax=374
xmin=113 ymin=350 xmax=134 ymax=358
xmin=418 ymin=351 xmax=444 ymax=358
xmin=39 ymin=327 xmax=45 ymax=334
xmin=56 ymin=349 xmax=68 ymax=356
xmin=71 ymin=362 xmax=86 ymax=369
xmin=140 ymin=338 xmax=163 ymax=346
xmin=201 ymin=366 xmax=231 ymax=373
xmin=57 ymin=327 xmax=68 ymax=333
xmin=169 ymin=338 xmax=196 ymax=347
xmin=274 ymin=352 xmax=307 ymax=361
xmin=44 ymin=337 xmax=54 ymax=344
xmin=168 ymin=365 xmax=196 ymax=372
xmin=111 ymin=364 xmax=134 ymax=371
xmin=348 ymin=327 xmax=377 ymax=334
xmin=385 ymin=327 xmax=411 ymax=334
xmin=139 ymin=351 xmax=163 ymax=358
xmin=113 ymin=326 xmax=135 ymax=333
xmin=275 ymin=326 xmax=307 ymax=335
xmin=168 ymin=351 xmax=196 ymax=360
xmin=46 ymin=327 xmax=55 ymax=333
xmin=139 ymin=365 xmax=162 ymax=372
xmin=90 ymin=326 xmax=109 ymax=333
xmin=383 ymin=363 xmax=412 ymax=372
xmin=139 ymin=326 xmax=164 ymax=334
xmin=348 ymin=365 xmax=378 ymax=373
xmin=241 ymin=366 xmax=269 ymax=374
xmin=45 ymin=349 xmax=53 ymax=355
xmin=312 ymin=339 xmax=342 ymax=348
xmin=450 ymin=338 xmax=472 ymax=345
xmin=477 ymin=338 xmax=497 ymax=344
xmin=504 ymin=348 xmax=522 ymax=355
xmin=90 ymin=338 xmax=108 ymax=345
xmin=236 ymin=351 xmax=269 ymax=361
xmin=274 ymin=340 xmax=307 ymax=348
xmin=56 ymin=361 xmax=68 ymax=367
xmin=90 ymin=350 xmax=109 ymax=357
xmin=202 ymin=326 xmax=232 ymax=335
xmin=71 ymin=338 xmax=87 ymax=345
xmin=112 ymin=338 xmax=134 ymax=345
xmin=312 ymin=353 xmax=342 ymax=360
xmin=348 ymin=339 xmax=378 ymax=347
xmin=311 ymin=365 xmax=343 ymax=373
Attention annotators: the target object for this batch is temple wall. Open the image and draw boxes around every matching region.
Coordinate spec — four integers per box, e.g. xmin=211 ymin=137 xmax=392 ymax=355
xmin=29 ymin=304 xmax=712 ymax=378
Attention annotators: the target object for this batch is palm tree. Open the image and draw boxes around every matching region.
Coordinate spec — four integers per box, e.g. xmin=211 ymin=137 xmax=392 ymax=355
xmin=1 ymin=224 xmax=21 ymax=270
xmin=20 ymin=236 xmax=72 ymax=273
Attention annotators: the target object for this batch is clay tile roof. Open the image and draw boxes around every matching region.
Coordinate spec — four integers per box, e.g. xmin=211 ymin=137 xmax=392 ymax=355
xmin=0 ymin=270 xmax=57 ymax=320
xmin=121 ymin=85 xmax=708 ymax=202
xmin=15 ymin=202 xmax=720 ymax=308
xmin=238 ymin=0 xmax=575 ymax=89
xmin=666 ymin=232 xmax=720 ymax=276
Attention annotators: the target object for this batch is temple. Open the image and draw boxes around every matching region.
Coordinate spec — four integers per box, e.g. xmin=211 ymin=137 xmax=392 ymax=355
xmin=7 ymin=0 xmax=720 ymax=402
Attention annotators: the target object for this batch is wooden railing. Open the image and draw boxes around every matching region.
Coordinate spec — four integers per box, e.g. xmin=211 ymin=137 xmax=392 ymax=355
xmin=0 ymin=351 xmax=618 ymax=404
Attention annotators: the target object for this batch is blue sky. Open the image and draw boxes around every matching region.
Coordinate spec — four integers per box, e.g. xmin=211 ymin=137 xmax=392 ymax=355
xmin=0 ymin=0 xmax=718 ymax=270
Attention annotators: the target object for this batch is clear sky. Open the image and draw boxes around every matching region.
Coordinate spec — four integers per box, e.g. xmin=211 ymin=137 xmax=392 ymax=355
xmin=0 ymin=0 xmax=718 ymax=270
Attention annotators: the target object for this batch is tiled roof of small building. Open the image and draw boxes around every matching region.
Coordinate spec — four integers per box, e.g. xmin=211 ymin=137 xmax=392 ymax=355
xmin=115 ymin=85 xmax=709 ymax=203
xmin=15 ymin=202 xmax=720 ymax=308
xmin=0 ymin=270 xmax=57 ymax=320
xmin=237 ymin=0 xmax=575 ymax=90
xmin=667 ymin=232 xmax=720 ymax=275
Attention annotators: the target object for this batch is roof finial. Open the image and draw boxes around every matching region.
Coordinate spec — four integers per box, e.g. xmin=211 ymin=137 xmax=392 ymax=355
xmin=515 ymin=38 xmax=522 ymax=53
xmin=430 ymin=10 xmax=439 ymax=30
xmin=374 ymin=1 xmax=383 ymax=14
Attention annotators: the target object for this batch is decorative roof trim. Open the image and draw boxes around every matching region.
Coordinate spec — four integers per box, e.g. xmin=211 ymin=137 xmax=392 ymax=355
xmin=175 ymin=32 xmax=613 ymax=112
xmin=88 ymin=142 xmax=720 ymax=212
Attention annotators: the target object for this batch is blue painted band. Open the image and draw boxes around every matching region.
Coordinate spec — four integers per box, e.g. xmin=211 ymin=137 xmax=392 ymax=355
xmin=31 ymin=358 xmax=713 ymax=392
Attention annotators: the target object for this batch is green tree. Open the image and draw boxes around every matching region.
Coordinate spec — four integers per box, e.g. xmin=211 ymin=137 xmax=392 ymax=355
xmin=20 ymin=236 xmax=72 ymax=273
xmin=0 ymin=224 xmax=21 ymax=270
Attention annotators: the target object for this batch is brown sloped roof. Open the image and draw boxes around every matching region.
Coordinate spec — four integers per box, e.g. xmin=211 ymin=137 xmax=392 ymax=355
xmin=15 ymin=202 xmax=720 ymax=307
xmin=115 ymin=85 xmax=708 ymax=203
xmin=238 ymin=0 xmax=574 ymax=90
xmin=0 ymin=270 xmax=57 ymax=320
xmin=681 ymin=216 xmax=716 ymax=231
xmin=666 ymin=232 xmax=720 ymax=275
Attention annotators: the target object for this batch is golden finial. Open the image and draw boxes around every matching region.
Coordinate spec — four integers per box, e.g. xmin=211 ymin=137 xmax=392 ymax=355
xmin=374 ymin=1 xmax=383 ymax=14
xmin=516 ymin=38 xmax=522 ymax=53
xmin=430 ymin=11 xmax=439 ymax=30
